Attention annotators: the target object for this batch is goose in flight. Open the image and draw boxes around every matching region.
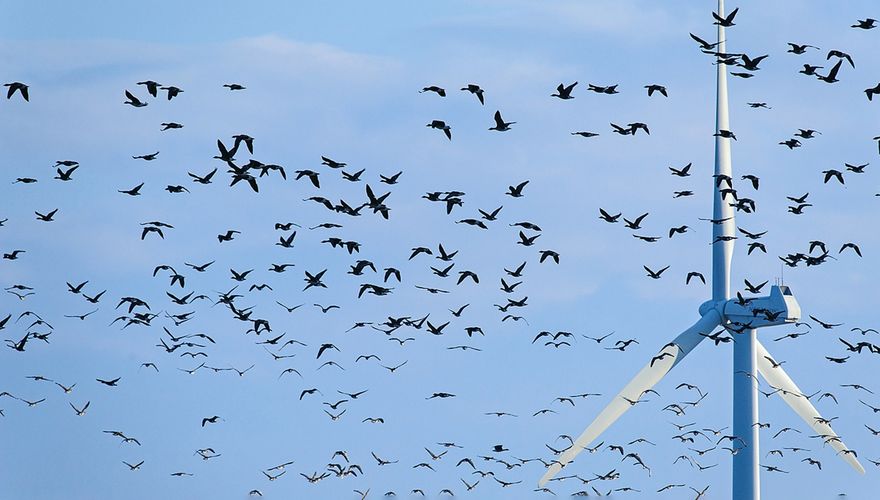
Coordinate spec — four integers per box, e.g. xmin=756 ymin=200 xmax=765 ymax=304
xmin=160 ymin=85 xmax=183 ymax=100
xmin=787 ymin=42 xmax=819 ymax=54
xmin=551 ymin=81 xmax=577 ymax=99
xmin=426 ymin=120 xmax=452 ymax=140
xmin=489 ymin=110 xmax=515 ymax=131
xmin=712 ymin=7 xmax=739 ymax=27
xmin=4 ymin=82 xmax=29 ymax=101
xmin=644 ymin=265 xmax=670 ymax=279
xmin=645 ymin=84 xmax=668 ymax=97
xmin=827 ymin=49 xmax=854 ymax=68
xmin=852 ymin=18 xmax=877 ymax=30
xmin=689 ymin=32 xmax=719 ymax=51
xmin=419 ymin=85 xmax=445 ymax=96
xmin=123 ymin=90 xmax=147 ymax=107
xmin=136 ymin=80 xmax=160 ymax=97
xmin=460 ymin=84 xmax=484 ymax=104
xmin=506 ymin=180 xmax=529 ymax=198
xmin=70 ymin=401 xmax=90 ymax=416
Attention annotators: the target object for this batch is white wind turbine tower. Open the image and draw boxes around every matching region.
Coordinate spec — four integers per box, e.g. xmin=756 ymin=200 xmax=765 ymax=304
xmin=538 ymin=1 xmax=865 ymax=498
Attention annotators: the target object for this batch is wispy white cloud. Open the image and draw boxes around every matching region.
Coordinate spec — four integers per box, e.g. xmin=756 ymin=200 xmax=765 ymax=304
xmin=430 ymin=0 xmax=699 ymax=42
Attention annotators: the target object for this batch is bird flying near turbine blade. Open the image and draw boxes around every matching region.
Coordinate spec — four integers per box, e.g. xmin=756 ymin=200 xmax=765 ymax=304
xmin=539 ymin=311 xmax=721 ymax=486
xmin=756 ymin=341 xmax=865 ymax=474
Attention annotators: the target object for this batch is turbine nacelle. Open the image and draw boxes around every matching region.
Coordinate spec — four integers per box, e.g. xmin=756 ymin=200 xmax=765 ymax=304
xmin=699 ymin=285 xmax=801 ymax=329
xmin=723 ymin=285 xmax=801 ymax=328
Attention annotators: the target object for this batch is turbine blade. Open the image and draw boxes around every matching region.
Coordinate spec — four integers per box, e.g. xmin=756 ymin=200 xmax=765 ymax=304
xmin=711 ymin=0 xmax=735 ymax=303
xmin=539 ymin=311 xmax=721 ymax=486
xmin=756 ymin=341 xmax=865 ymax=474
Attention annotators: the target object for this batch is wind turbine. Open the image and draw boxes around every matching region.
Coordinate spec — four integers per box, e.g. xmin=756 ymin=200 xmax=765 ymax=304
xmin=538 ymin=1 xmax=865 ymax=498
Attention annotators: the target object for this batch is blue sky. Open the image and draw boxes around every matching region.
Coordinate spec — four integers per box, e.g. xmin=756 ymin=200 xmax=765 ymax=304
xmin=1 ymin=1 xmax=879 ymax=498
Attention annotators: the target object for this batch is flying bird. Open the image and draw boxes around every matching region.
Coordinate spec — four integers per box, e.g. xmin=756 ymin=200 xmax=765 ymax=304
xmin=712 ymin=7 xmax=739 ymax=27
xmin=551 ymin=81 xmax=577 ymax=99
xmin=460 ymin=84 xmax=485 ymax=104
xmin=4 ymin=82 xmax=29 ymax=101
xmin=489 ymin=110 xmax=515 ymax=131
xmin=123 ymin=90 xmax=147 ymax=107
xmin=644 ymin=265 xmax=670 ymax=279
xmin=645 ymin=84 xmax=668 ymax=97
xmin=426 ymin=120 xmax=452 ymax=140
xmin=852 ymin=18 xmax=877 ymax=29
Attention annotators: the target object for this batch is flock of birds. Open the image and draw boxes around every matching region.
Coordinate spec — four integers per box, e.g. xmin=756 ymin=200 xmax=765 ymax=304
xmin=2 ymin=5 xmax=879 ymax=500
